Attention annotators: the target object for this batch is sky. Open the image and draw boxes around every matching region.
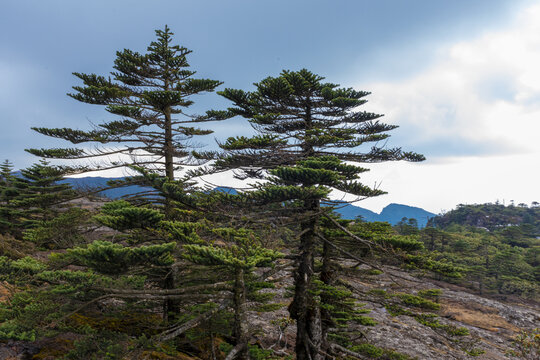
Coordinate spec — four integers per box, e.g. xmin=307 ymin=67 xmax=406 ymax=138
xmin=1 ymin=0 xmax=539 ymax=214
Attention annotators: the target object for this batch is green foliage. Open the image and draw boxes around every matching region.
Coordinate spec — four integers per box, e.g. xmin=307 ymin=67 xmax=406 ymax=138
xmin=183 ymin=228 xmax=281 ymax=270
xmin=397 ymin=293 xmax=440 ymax=310
xmin=27 ymin=26 xmax=225 ymax=180
xmin=0 ymin=160 xmax=75 ymax=237
xmin=312 ymin=278 xmax=376 ymax=347
xmin=382 ymin=234 xmax=424 ymax=251
xmin=369 ymin=289 xmax=391 ymax=298
xmin=417 ymin=288 xmax=442 ymax=301
xmin=0 ymin=234 xmax=35 ymax=259
xmin=221 ymin=135 xmax=286 ymax=150
xmin=377 ymin=286 xmax=470 ymax=340
xmin=247 ymin=281 xmax=276 ymax=303
xmin=95 ymin=200 xmax=164 ymax=231
xmin=384 ymin=304 xmax=414 ymax=317
xmin=413 ymin=314 xmax=469 ymax=336
xmin=429 ymin=203 xmax=540 ymax=234
xmin=351 ymin=343 xmax=384 ymax=357
xmin=23 ymin=207 xmax=90 ymax=249
xmin=215 ymin=69 xmax=423 ymax=360
xmin=417 ymin=208 xmax=539 ymax=298
xmin=395 ymin=217 xmax=420 ymax=235
xmin=216 ymin=68 xmax=422 ymax=208
xmin=350 ymin=343 xmax=415 ymax=360
xmin=160 ymin=220 xmax=205 ymax=243
xmin=37 ymin=270 xmax=146 ymax=292
xmin=0 ymin=290 xmax=60 ymax=341
xmin=405 ymin=254 xmax=465 ymax=278
xmin=374 ymin=290 xmax=440 ymax=310
xmin=0 ymin=320 xmax=36 ymax=341
xmin=508 ymin=328 xmax=540 ymax=359
xmin=0 ymin=255 xmax=46 ymax=282
xmin=248 ymin=344 xmax=278 ymax=359
xmin=445 ymin=325 xmax=470 ymax=336
xmin=346 ymin=220 xmax=423 ymax=252
xmin=64 ymin=333 xmax=128 ymax=360
xmin=61 ymin=240 xmax=175 ymax=274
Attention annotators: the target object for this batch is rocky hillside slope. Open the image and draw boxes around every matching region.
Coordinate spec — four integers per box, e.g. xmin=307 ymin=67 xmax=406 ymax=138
xmin=247 ymin=259 xmax=538 ymax=360
xmin=1 ymin=258 xmax=538 ymax=359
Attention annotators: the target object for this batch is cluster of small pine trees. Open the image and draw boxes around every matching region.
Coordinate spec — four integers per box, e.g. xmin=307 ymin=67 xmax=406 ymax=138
xmin=0 ymin=26 xmax=483 ymax=360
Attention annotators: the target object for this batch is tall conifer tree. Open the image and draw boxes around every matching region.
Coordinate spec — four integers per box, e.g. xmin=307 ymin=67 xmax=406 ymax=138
xmin=215 ymin=69 xmax=424 ymax=360
xmin=27 ymin=26 xmax=225 ymax=212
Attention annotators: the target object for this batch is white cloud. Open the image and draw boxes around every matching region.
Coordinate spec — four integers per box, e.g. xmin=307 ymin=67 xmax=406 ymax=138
xmin=348 ymin=3 xmax=540 ymax=212
xmin=365 ymin=4 xmax=540 ymax=156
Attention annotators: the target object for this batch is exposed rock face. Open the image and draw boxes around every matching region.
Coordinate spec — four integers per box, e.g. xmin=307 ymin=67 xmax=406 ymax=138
xmin=248 ymin=262 xmax=539 ymax=359
xmin=357 ymin=268 xmax=538 ymax=359
xmin=0 ymin=340 xmax=40 ymax=360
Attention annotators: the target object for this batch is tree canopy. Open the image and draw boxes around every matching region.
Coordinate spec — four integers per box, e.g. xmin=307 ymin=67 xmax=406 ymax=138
xmin=27 ymin=26 xmax=224 ymax=182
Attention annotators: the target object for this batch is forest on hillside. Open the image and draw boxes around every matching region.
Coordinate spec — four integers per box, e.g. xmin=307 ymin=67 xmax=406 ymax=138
xmin=0 ymin=27 xmax=538 ymax=360
xmin=398 ymin=204 xmax=539 ymax=300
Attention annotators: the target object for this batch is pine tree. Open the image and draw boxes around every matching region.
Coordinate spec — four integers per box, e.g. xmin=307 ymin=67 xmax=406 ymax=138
xmin=183 ymin=227 xmax=281 ymax=359
xmin=13 ymin=160 xmax=75 ymax=223
xmin=215 ymin=69 xmax=424 ymax=360
xmin=0 ymin=160 xmax=76 ymax=237
xmin=92 ymin=197 xmax=191 ymax=321
xmin=0 ymin=160 xmax=19 ymax=234
xmin=0 ymin=160 xmax=14 ymax=185
xmin=26 ymin=26 xmax=226 ymax=212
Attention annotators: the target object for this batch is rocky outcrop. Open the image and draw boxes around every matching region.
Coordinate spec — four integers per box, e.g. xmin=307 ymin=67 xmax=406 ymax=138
xmin=248 ymin=262 xmax=539 ymax=359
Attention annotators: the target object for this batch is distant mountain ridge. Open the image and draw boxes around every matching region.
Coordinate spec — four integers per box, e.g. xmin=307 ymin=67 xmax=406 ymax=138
xmin=64 ymin=179 xmax=436 ymax=226
xmin=333 ymin=202 xmax=435 ymax=226
xmin=210 ymin=188 xmax=436 ymax=226
xmin=60 ymin=177 xmax=154 ymax=199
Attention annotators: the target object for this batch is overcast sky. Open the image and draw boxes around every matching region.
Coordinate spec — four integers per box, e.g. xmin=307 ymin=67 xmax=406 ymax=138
xmin=1 ymin=0 xmax=539 ymax=213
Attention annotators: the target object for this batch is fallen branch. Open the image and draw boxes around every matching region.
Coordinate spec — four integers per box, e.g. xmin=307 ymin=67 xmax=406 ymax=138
xmin=46 ymin=294 xmax=110 ymax=329
xmin=224 ymin=343 xmax=247 ymax=360
xmin=315 ymin=232 xmax=384 ymax=273
xmin=97 ymin=293 xmax=226 ymax=301
xmin=159 ymin=300 xmax=230 ymax=341
xmin=323 ymin=215 xmax=378 ymax=250
xmin=92 ymin=281 xmax=231 ymax=295
xmin=329 ymin=343 xmax=370 ymax=360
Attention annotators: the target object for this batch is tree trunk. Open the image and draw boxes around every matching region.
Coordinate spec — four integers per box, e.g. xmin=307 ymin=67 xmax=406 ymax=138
xmin=319 ymin=239 xmax=334 ymax=359
xmin=233 ymin=267 xmax=249 ymax=360
xmin=163 ymin=105 xmax=174 ymax=217
xmin=289 ymin=199 xmax=323 ymax=360
xmin=162 ymin=265 xmax=178 ymax=322
xmin=162 ymin=100 xmax=178 ymax=321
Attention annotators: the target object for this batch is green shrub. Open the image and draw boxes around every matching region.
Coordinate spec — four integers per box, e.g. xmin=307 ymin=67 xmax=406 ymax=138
xmin=385 ymin=304 xmax=414 ymax=317
xmin=351 ymin=343 xmax=414 ymax=359
xmin=417 ymin=288 xmax=442 ymax=302
xmin=398 ymin=293 xmax=440 ymax=310
xmin=351 ymin=343 xmax=384 ymax=357
xmin=0 ymin=320 xmax=36 ymax=341
xmin=23 ymin=208 xmax=90 ymax=249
